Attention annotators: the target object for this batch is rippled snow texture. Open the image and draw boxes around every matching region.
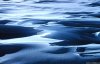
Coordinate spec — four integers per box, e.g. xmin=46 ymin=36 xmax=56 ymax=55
xmin=0 ymin=0 xmax=100 ymax=64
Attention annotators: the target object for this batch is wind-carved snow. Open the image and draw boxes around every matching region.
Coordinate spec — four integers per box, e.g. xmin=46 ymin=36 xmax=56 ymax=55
xmin=0 ymin=0 xmax=100 ymax=64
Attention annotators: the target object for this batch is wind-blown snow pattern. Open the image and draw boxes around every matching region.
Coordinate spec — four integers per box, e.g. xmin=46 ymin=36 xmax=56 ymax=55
xmin=0 ymin=0 xmax=100 ymax=64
